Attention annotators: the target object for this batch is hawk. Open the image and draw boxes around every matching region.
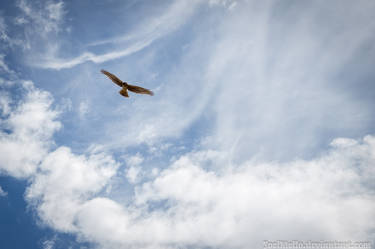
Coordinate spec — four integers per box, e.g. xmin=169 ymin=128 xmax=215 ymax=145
xmin=101 ymin=69 xmax=154 ymax=98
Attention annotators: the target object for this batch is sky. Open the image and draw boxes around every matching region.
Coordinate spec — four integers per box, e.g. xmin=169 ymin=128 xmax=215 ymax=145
xmin=0 ymin=0 xmax=375 ymax=249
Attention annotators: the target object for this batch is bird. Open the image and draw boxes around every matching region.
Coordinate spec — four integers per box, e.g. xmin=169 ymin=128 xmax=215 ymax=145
xmin=101 ymin=69 xmax=154 ymax=98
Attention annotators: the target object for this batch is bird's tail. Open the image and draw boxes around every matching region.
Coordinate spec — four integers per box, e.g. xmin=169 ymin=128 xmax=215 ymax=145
xmin=119 ymin=87 xmax=129 ymax=97
xmin=127 ymin=84 xmax=154 ymax=96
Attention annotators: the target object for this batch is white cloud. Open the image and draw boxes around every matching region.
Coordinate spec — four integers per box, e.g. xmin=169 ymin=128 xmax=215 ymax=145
xmin=0 ymin=81 xmax=61 ymax=178
xmin=209 ymin=0 xmax=237 ymax=10
xmin=45 ymin=1 xmax=64 ymax=23
xmin=0 ymin=15 xmax=23 ymax=49
xmin=6 ymin=79 xmax=373 ymax=249
xmin=7 ymin=0 xmax=67 ymax=61
xmin=126 ymin=166 xmax=141 ymax=184
xmin=199 ymin=0 xmax=375 ymax=162
xmin=78 ymin=100 xmax=89 ymax=119
xmin=14 ymin=16 xmax=28 ymax=25
xmin=36 ymin=0 xmax=203 ymax=69
xmin=89 ymin=0 xmax=202 ymax=47
xmin=124 ymin=153 xmax=144 ymax=184
xmin=26 ymin=146 xmax=119 ymax=232
xmin=64 ymin=135 xmax=375 ymax=249
xmin=1 ymin=85 xmax=367 ymax=248
xmin=64 ymin=0 xmax=375 ymax=160
xmin=0 ymin=186 xmax=7 ymax=197
xmin=0 ymin=16 xmax=16 ymax=47
xmin=0 ymin=71 xmax=373 ymax=249
xmin=0 ymin=78 xmax=119 ymax=235
xmin=1 ymin=1 xmax=375 ymax=249
xmin=0 ymin=54 xmax=13 ymax=74
xmin=0 ymin=92 xmax=11 ymax=116
xmin=99 ymin=34 xmax=223 ymax=149
xmin=0 ymin=16 xmax=8 ymax=41
xmin=42 ymin=238 xmax=55 ymax=249
xmin=17 ymin=0 xmax=65 ymax=34
xmin=36 ymin=40 xmax=154 ymax=70
xmin=125 ymin=153 xmax=144 ymax=167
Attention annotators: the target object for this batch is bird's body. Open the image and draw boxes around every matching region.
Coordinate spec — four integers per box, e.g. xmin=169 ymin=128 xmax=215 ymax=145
xmin=101 ymin=69 xmax=154 ymax=98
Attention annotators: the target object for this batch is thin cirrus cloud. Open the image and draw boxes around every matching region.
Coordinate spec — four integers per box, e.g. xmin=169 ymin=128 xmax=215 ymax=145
xmin=36 ymin=39 xmax=154 ymax=70
xmin=99 ymin=0 xmax=375 ymax=161
xmin=33 ymin=0 xmax=203 ymax=70
xmin=17 ymin=0 xmax=65 ymax=34
xmin=202 ymin=0 xmax=375 ymax=162
xmin=87 ymin=0 xmax=202 ymax=47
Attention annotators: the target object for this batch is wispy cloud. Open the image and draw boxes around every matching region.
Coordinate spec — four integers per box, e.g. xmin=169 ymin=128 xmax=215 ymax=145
xmin=36 ymin=38 xmax=154 ymax=70
xmin=78 ymin=100 xmax=89 ymax=119
xmin=42 ymin=238 xmax=55 ymax=249
xmin=17 ymin=0 xmax=65 ymax=35
xmin=36 ymin=0 xmax=203 ymax=69
xmin=209 ymin=0 xmax=238 ymax=10
xmin=0 ymin=54 xmax=15 ymax=75
xmin=0 ymin=15 xmax=23 ymax=49
xmin=89 ymin=0 xmax=201 ymax=47
xmin=200 ymin=0 xmax=375 ymax=162
xmin=0 ymin=16 xmax=10 ymax=42
xmin=0 ymin=186 xmax=7 ymax=197
xmin=1 ymin=0 xmax=67 ymax=60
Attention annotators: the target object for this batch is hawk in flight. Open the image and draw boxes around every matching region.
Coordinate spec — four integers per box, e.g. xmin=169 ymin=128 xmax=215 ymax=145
xmin=101 ymin=69 xmax=154 ymax=98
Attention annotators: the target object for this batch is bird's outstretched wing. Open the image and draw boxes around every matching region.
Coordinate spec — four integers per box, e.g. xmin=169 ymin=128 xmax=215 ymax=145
xmin=119 ymin=88 xmax=129 ymax=98
xmin=101 ymin=69 xmax=123 ymax=87
xmin=127 ymin=84 xmax=154 ymax=96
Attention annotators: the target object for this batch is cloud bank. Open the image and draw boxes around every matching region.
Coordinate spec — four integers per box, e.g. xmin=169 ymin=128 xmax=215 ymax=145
xmin=1 ymin=80 xmax=374 ymax=249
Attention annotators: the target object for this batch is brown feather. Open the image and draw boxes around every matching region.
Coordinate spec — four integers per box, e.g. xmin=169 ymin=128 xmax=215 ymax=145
xmin=101 ymin=69 xmax=124 ymax=87
xmin=127 ymin=84 xmax=154 ymax=96
xmin=119 ymin=87 xmax=129 ymax=98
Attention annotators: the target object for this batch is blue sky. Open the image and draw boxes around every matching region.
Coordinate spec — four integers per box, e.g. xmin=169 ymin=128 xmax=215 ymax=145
xmin=0 ymin=0 xmax=375 ymax=249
